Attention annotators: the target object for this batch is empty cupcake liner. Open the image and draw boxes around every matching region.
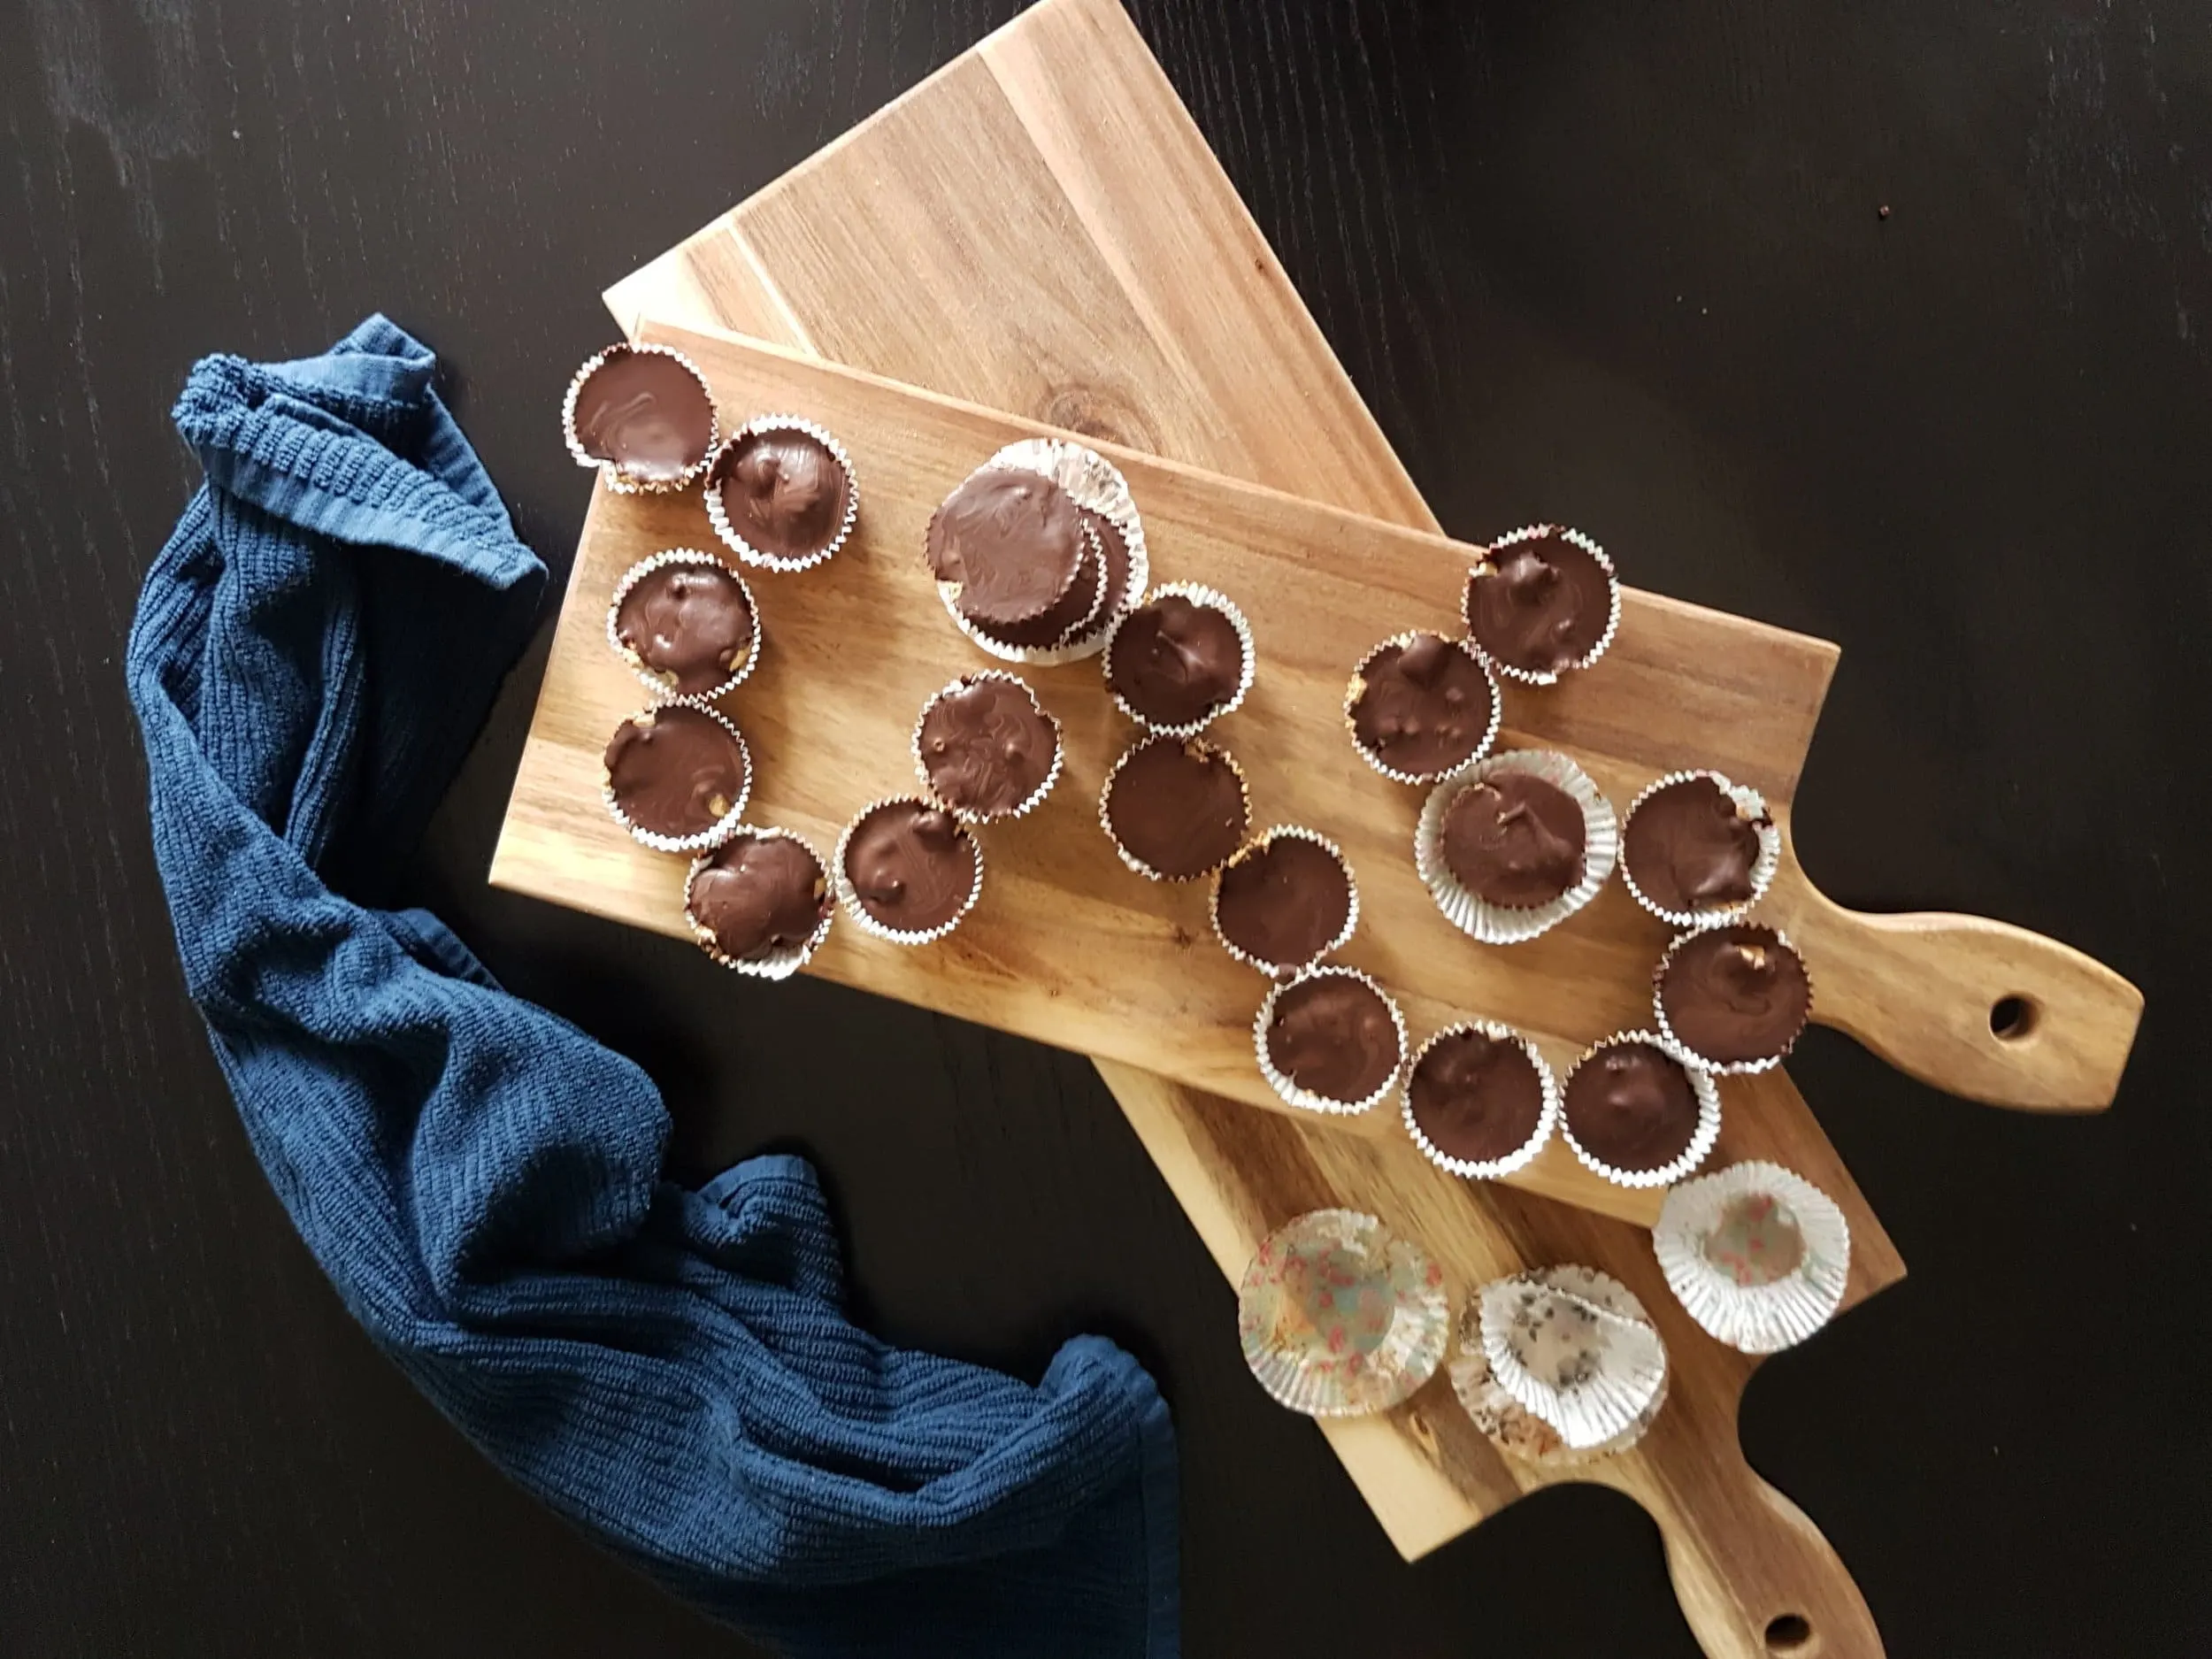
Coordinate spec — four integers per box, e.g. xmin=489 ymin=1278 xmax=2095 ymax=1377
xmin=1463 ymin=523 xmax=1623 ymax=686
xmin=1100 ymin=580 xmax=1256 ymax=737
xmin=1653 ymin=1161 xmax=1851 ymax=1354
xmin=1399 ymin=1019 xmax=1561 ymax=1181
xmin=1208 ymin=825 xmax=1360 ymax=977
xmin=1236 ymin=1209 xmax=1449 ymax=1417
xmin=1251 ymin=965 xmax=1408 ymax=1118
xmin=1097 ymin=733 xmax=1251 ymax=883
xmin=603 ymin=549 xmax=761 ymax=705
xmin=1342 ymin=631 xmax=1502 ymax=785
xmin=1414 ymin=749 xmax=1619 ymax=946
xmin=831 ymin=795 xmax=986 ymax=947
xmin=937 ymin=518 xmax=1110 ymax=663
xmin=1651 ymin=919 xmax=1815 ymax=1074
xmin=561 ymin=342 xmax=719 ymax=495
xmin=1559 ymin=1031 xmax=1724 ymax=1189
xmin=987 ymin=436 xmax=1151 ymax=636
xmin=1449 ymin=1272 xmax=1669 ymax=1463
xmin=598 ymin=704 xmax=753 ymax=855
xmin=703 ymin=413 xmax=859 ymax=572
xmin=1618 ymin=770 xmax=1783 ymax=928
xmin=682 ymin=826 xmax=836 ymax=979
xmin=909 ymin=671 xmax=1065 ymax=825
xmin=1477 ymin=1264 xmax=1669 ymax=1450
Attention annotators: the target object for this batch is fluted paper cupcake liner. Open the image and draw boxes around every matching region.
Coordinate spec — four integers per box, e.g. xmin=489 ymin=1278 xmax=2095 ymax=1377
xmin=1399 ymin=1019 xmax=1561 ymax=1180
xmin=1559 ymin=1031 xmax=1724 ymax=1189
xmin=1414 ymin=749 xmax=1619 ymax=945
xmin=1653 ymin=1161 xmax=1851 ymax=1354
xmin=909 ymin=671 xmax=1065 ymax=825
xmin=830 ymin=795 xmax=986 ymax=946
xmin=1251 ymin=965 xmax=1408 ymax=1118
xmin=1651 ymin=919 xmax=1814 ymax=1074
xmin=1208 ymin=825 xmax=1359 ymax=977
xmin=682 ymin=826 xmax=835 ymax=979
xmin=1463 ymin=523 xmax=1622 ymax=686
xmin=1236 ymin=1209 xmax=1449 ymax=1418
xmin=1618 ymin=770 xmax=1782 ymax=927
xmin=987 ymin=437 xmax=1151 ymax=631
xmin=1449 ymin=1273 xmax=1669 ymax=1463
xmin=1097 ymin=734 xmax=1251 ymax=883
xmin=1477 ymin=1266 xmax=1669 ymax=1450
xmin=703 ymin=414 xmax=859 ymax=572
xmin=1100 ymin=580 xmax=1256 ymax=737
xmin=1342 ymin=631 xmax=1502 ymax=785
xmin=562 ymin=342 xmax=719 ymax=495
xmin=936 ymin=518 xmax=1110 ymax=663
xmin=599 ymin=704 xmax=753 ymax=855
xmin=603 ymin=549 xmax=761 ymax=705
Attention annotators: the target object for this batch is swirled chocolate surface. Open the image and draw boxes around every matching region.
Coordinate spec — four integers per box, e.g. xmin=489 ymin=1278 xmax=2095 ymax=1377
xmin=1440 ymin=771 xmax=1586 ymax=909
xmin=1265 ymin=975 xmax=1402 ymax=1104
xmin=713 ymin=426 xmax=850 ymax=563
xmin=926 ymin=469 xmax=1084 ymax=627
xmin=842 ymin=801 xmax=978 ymax=933
xmin=1409 ymin=1030 xmax=1546 ymax=1164
xmin=1563 ymin=1041 xmax=1701 ymax=1173
xmin=916 ymin=677 xmax=1060 ymax=818
xmin=571 ymin=346 xmax=715 ymax=483
xmin=689 ymin=833 xmax=829 ymax=963
xmin=1463 ymin=530 xmax=1612 ymax=674
xmin=1348 ymin=634 xmax=1494 ymax=777
xmin=603 ymin=707 xmax=747 ymax=838
xmin=1624 ymin=775 xmax=1768 ymax=912
xmin=613 ymin=562 xmax=752 ymax=695
xmin=1658 ymin=924 xmax=1809 ymax=1064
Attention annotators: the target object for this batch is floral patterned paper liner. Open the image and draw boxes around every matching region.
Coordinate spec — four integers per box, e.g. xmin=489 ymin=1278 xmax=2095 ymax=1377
xmin=908 ymin=671 xmax=1065 ymax=825
xmin=1100 ymin=580 xmax=1256 ymax=737
xmin=1652 ymin=1161 xmax=1851 ymax=1354
xmin=1617 ymin=769 xmax=1783 ymax=928
xmin=1414 ymin=749 xmax=1620 ymax=946
xmin=1399 ymin=1018 xmax=1561 ymax=1180
xmin=1236 ymin=1209 xmax=1449 ymax=1418
xmin=1651 ymin=918 xmax=1815 ymax=1075
xmin=1558 ymin=1031 xmax=1724 ymax=1189
xmin=1207 ymin=825 xmax=1360 ymax=977
xmin=603 ymin=549 xmax=761 ymax=705
xmin=830 ymin=795 xmax=986 ymax=947
xmin=561 ymin=342 xmax=719 ymax=495
xmin=1449 ymin=1273 xmax=1669 ymax=1463
xmin=1477 ymin=1264 xmax=1669 ymax=1450
xmin=936 ymin=519 xmax=1110 ymax=663
xmin=987 ymin=437 xmax=1152 ymax=647
xmin=703 ymin=413 xmax=860 ymax=572
xmin=682 ymin=826 xmax=836 ymax=979
xmin=1251 ymin=965 xmax=1408 ymax=1118
xmin=599 ymin=704 xmax=753 ymax=855
xmin=1096 ymin=733 xmax=1251 ymax=883
xmin=1462 ymin=523 xmax=1623 ymax=686
xmin=1342 ymin=630 xmax=1502 ymax=785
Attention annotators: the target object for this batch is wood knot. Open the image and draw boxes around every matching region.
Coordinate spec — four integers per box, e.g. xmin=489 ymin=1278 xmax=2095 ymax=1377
xmin=1040 ymin=383 xmax=1159 ymax=454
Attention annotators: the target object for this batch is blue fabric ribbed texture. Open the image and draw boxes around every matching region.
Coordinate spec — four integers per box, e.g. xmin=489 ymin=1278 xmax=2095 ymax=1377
xmin=123 ymin=316 xmax=1179 ymax=1657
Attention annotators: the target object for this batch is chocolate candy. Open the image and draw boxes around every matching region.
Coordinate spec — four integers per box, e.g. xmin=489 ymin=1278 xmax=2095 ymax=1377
xmin=1563 ymin=1041 xmax=1702 ymax=1174
xmin=841 ymin=799 xmax=979 ymax=936
xmin=926 ymin=469 xmax=1085 ymax=627
xmin=1102 ymin=735 xmax=1249 ymax=880
xmin=687 ymin=833 xmax=830 ymax=965
xmin=1107 ymin=590 xmax=1247 ymax=728
xmin=1348 ymin=633 xmax=1496 ymax=780
xmin=1463 ymin=528 xmax=1615 ymax=676
xmin=1658 ymin=924 xmax=1811 ymax=1066
xmin=567 ymin=345 xmax=716 ymax=487
xmin=1624 ymin=775 xmax=1769 ymax=915
xmin=1264 ymin=972 xmax=1403 ymax=1106
xmin=611 ymin=558 xmax=754 ymax=697
xmin=602 ymin=705 xmax=749 ymax=842
xmin=967 ymin=521 xmax=1106 ymax=649
xmin=1440 ymin=770 xmax=1587 ymax=910
xmin=1408 ymin=1029 xmax=1547 ymax=1165
xmin=1213 ymin=830 xmax=1353 ymax=972
xmin=915 ymin=674 xmax=1061 ymax=820
xmin=710 ymin=422 xmax=853 ymax=566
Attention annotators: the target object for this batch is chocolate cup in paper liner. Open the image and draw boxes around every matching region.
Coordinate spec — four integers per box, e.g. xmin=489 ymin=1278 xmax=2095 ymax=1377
xmin=1414 ymin=749 xmax=1618 ymax=945
xmin=604 ymin=549 xmax=760 ymax=705
xmin=1399 ymin=1019 xmax=1560 ymax=1180
xmin=1236 ymin=1209 xmax=1449 ymax=1418
xmin=1252 ymin=965 xmax=1408 ymax=1118
xmin=831 ymin=795 xmax=985 ymax=947
xmin=562 ymin=342 xmax=718 ymax=495
xmin=1098 ymin=734 xmax=1250 ymax=883
xmin=1208 ymin=825 xmax=1359 ymax=977
xmin=909 ymin=671 xmax=1064 ymax=825
xmin=599 ymin=704 xmax=752 ymax=855
xmin=1559 ymin=1032 xmax=1724 ymax=1189
xmin=1652 ymin=919 xmax=1814 ymax=1074
xmin=1653 ymin=1161 xmax=1851 ymax=1354
xmin=1477 ymin=1264 xmax=1669 ymax=1450
xmin=1100 ymin=581 xmax=1256 ymax=737
xmin=1618 ymin=770 xmax=1783 ymax=928
xmin=703 ymin=414 xmax=858 ymax=572
xmin=1342 ymin=631 xmax=1502 ymax=785
xmin=1448 ymin=1277 xmax=1669 ymax=1464
xmin=936 ymin=520 xmax=1110 ymax=662
xmin=987 ymin=437 xmax=1151 ymax=627
xmin=682 ymin=826 xmax=835 ymax=979
xmin=1460 ymin=523 xmax=1623 ymax=686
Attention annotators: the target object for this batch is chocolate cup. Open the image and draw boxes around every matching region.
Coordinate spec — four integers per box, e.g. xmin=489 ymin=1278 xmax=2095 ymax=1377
xmin=1399 ymin=1019 xmax=1560 ymax=1179
xmin=598 ymin=703 xmax=752 ymax=854
xmin=1101 ymin=580 xmax=1256 ymax=737
xmin=1651 ymin=920 xmax=1814 ymax=1073
xmin=1343 ymin=630 xmax=1502 ymax=784
xmin=703 ymin=414 xmax=858 ymax=572
xmin=1251 ymin=965 xmax=1409 ymax=1116
xmin=831 ymin=795 xmax=985 ymax=945
xmin=1557 ymin=1031 xmax=1722 ymax=1189
xmin=563 ymin=342 xmax=719 ymax=495
xmin=1461 ymin=523 xmax=1622 ymax=686
xmin=910 ymin=671 xmax=1064 ymax=825
xmin=1209 ymin=825 xmax=1359 ymax=977
xmin=683 ymin=826 xmax=835 ymax=979
xmin=1414 ymin=749 xmax=1619 ymax=946
xmin=604 ymin=549 xmax=760 ymax=704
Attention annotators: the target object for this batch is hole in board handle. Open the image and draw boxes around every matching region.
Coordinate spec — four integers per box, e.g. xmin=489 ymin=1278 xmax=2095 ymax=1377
xmin=1989 ymin=995 xmax=2039 ymax=1042
xmin=1764 ymin=1611 xmax=1815 ymax=1654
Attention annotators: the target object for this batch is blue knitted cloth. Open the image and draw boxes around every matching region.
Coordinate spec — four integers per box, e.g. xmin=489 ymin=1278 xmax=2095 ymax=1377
xmin=124 ymin=316 xmax=1179 ymax=1657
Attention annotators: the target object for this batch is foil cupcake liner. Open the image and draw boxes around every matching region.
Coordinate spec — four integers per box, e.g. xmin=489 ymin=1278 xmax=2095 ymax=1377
xmin=1342 ymin=631 xmax=1502 ymax=785
xmin=1398 ymin=1019 xmax=1561 ymax=1180
xmin=1251 ymin=964 xmax=1408 ymax=1118
xmin=682 ymin=826 xmax=835 ymax=979
xmin=1653 ymin=1161 xmax=1851 ymax=1354
xmin=1463 ymin=523 xmax=1623 ymax=686
xmin=603 ymin=548 xmax=761 ymax=705
xmin=1559 ymin=1031 xmax=1724 ymax=1189
xmin=703 ymin=413 xmax=859 ymax=572
xmin=1477 ymin=1264 xmax=1669 ymax=1450
xmin=909 ymin=670 xmax=1065 ymax=825
xmin=1651 ymin=918 xmax=1815 ymax=1074
xmin=599 ymin=704 xmax=753 ymax=855
xmin=1097 ymin=734 xmax=1251 ymax=883
xmin=561 ymin=342 xmax=719 ymax=495
xmin=1413 ymin=749 xmax=1619 ymax=946
xmin=1235 ymin=1209 xmax=1449 ymax=1418
xmin=1450 ymin=1269 xmax=1669 ymax=1463
xmin=1618 ymin=770 xmax=1783 ymax=928
xmin=987 ymin=437 xmax=1152 ymax=631
xmin=831 ymin=795 xmax=986 ymax=947
xmin=936 ymin=518 xmax=1110 ymax=664
xmin=1099 ymin=580 xmax=1256 ymax=737
xmin=1207 ymin=825 xmax=1360 ymax=977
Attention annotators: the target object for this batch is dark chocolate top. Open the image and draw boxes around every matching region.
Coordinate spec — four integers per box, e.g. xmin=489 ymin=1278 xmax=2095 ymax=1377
xmin=570 ymin=346 xmax=715 ymax=483
xmin=1265 ymin=974 xmax=1402 ymax=1104
xmin=1348 ymin=633 xmax=1494 ymax=778
xmin=1563 ymin=1041 xmax=1702 ymax=1173
xmin=1463 ymin=530 xmax=1614 ymax=675
xmin=1108 ymin=593 xmax=1245 ymax=727
xmin=613 ymin=562 xmax=753 ymax=695
xmin=926 ymin=470 xmax=1084 ymax=627
xmin=972 ymin=521 xmax=1102 ymax=648
xmin=916 ymin=677 xmax=1060 ymax=818
xmin=1214 ymin=833 xmax=1352 ymax=972
xmin=603 ymin=706 xmax=747 ymax=839
xmin=842 ymin=801 xmax=978 ymax=934
xmin=1624 ymin=775 xmax=1769 ymax=913
xmin=1658 ymin=924 xmax=1811 ymax=1064
xmin=1103 ymin=735 xmax=1248 ymax=879
xmin=688 ymin=833 xmax=830 ymax=963
xmin=713 ymin=426 xmax=850 ymax=563
xmin=1440 ymin=770 xmax=1587 ymax=910
xmin=1408 ymin=1030 xmax=1547 ymax=1164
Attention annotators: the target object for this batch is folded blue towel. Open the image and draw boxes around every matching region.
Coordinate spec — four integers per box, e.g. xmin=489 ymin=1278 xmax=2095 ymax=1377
xmin=125 ymin=316 xmax=1178 ymax=1657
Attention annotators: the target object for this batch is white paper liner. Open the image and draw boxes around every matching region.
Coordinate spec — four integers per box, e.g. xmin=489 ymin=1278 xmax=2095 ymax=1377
xmin=1399 ymin=1019 xmax=1561 ymax=1180
xmin=1653 ymin=1161 xmax=1851 ymax=1354
xmin=909 ymin=671 xmax=1065 ymax=824
xmin=1478 ymin=1266 xmax=1669 ymax=1450
xmin=561 ymin=342 xmax=718 ymax=495
xmin=987 ymin=436 xmax=1152 ymax=641
xmin=599 ymin=704 xmax=753 ymax=855
xmin=702 ymin=414 xmax=859 ymax=572
xmin=937 ymin=518 xmax=1110 ymax=663
xmin=1208 ymin=825 xmax=1359 ymax=976
xmin=1252 ymin=965 xmax=1408 ymax=1118
xmin=1414 ymin=749 xmax=1620 ymax=945
xmin=1342 ymin=631 xmax=1502 ymax=785
xmin=831 ymin=795 xmax=985 ymax=946
xmin=1235 ymin=1209 xmax=1449 ymax=1418
xmin=1559 ymin=1031 xmax=1724 ymax=1189
xmin=1618 ymin=770 xmax=1783 ymax=927
xmin=1099 ymin=580 xmax=1256 ymax=736
xmin=1449 ymin=1273 xmax=1669 ymax=1463
xmin=1652 ymin=920 xmax=1815 ymax=1075
xmin=603 ymin=549 xmax=761 ymax=705
xmin=1462 ymin=523 xmax=1623 ymax=686
xmin=682 ymin=826 xmax=835 ymax=979
xmin=1097 ymin=734 xmax=1250 ymax=883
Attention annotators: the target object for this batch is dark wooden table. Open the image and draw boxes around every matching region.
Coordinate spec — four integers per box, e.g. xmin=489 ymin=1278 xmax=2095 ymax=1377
xmin=3 ymin=4 xmax=2205 ymax=1655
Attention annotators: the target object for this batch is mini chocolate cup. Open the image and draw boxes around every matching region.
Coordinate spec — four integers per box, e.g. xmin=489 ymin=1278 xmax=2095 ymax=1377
xmin=562 ymin=342 xmax=718 ymax=495
xmin=1618 ymin=769 xmax=1782 ymax=927
xmin=1208 ymin=825 xmax=1359 ymax=977
xmin=1651 ymin=1161 xmax=1851 ymax=1354
xmin=909 ymin=671 xmax=1064 ymax=825
xmin=682 ymin=826 xmax=835 ymax=979
xmin=1342 ymin=630 xmax=1502 ymax=785
xmin=1251 ymin=964 xmax=1409 ymax=1118
xmin=1399 ymin=1019 xmax=1561 ymax=1180
xmin=937 ymin=519 xmax=1110 ymax=663
xmin=1651 ymin=920 xmax=1814 ymax=1074
xmin=1098 ymin=734 xmax=1251 ymax=883
xmin=599 ymin=703 xmax=752 ymax=855
xmin=604 ymin=549 xmax=760 ymax=705
xmin=1558 ymin=1031 xmax=1723 ymax=1190
xmin=986 ymin=437 xmax=1151 ymax=648
xmin=831 ymin=795 xmax=985 ymax=947
xmin=1101 ymin=580 xmax=1256 ymax=737
xmin=703 ymin=414 xmax=858 ymax=572
xmin=1414 ymin=749 xmax=1618 ymax=946
xmin=1462 ymin=523 xmax=1622 ymax=686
